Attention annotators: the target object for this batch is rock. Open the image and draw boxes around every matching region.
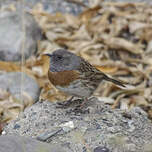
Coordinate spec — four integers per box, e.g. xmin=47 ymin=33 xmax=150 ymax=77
xmin=37 ymin=128 xmax=63 ymax=141
xmin=0 ymin=9 xmax=42 ymax=61
xmin=0 ymin=72 xmax=40 ymax=103
xmin=1 ymin=0 xmax=152 ymax=16
xmin=4 ymin=98 xmax=152 ymax=152
xmin=94 ymin=146 xmax=110 ymax=152
xmin=25 ymin=0 xmax=87 ymax=14
xmin=60 ymin=121 xmax=75 ymax=132
xmin=0 ymin=135 xmax=69 ymax=152
xmin=0 ymin=0 xmax=88 ymax=15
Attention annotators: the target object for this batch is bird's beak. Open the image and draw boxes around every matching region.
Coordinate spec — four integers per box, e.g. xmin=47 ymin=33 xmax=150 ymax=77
xmin=43 ymin=53 xmax=53 ymax=57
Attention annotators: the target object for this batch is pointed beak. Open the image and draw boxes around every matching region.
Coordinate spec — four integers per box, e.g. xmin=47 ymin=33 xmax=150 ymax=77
xmin=43 ymin=53 xmax=53 ymax=57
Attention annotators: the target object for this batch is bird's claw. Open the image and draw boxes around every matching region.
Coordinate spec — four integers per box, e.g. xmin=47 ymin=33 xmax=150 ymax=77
xmin=56 ymin=98 xmax=83 ymax=109
xmin=56 ymin=101 xmax=72 ymax=108
xmin=72 ymin=106 xmax=90 ymax=114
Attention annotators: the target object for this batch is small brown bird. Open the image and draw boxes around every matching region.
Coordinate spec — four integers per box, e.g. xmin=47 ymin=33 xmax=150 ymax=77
xmin=45 ymin=49 xmax=128 ymax=107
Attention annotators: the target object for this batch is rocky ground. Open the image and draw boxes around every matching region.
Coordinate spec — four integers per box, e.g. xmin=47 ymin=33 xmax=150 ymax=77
xmin=4 ymin=99 xmax=152 ymax=152
xmin=1 ymin=0 xmax=152 ymax=152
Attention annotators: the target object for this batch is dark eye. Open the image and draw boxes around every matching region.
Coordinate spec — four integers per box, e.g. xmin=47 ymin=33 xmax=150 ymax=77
xmin=56 ymin=55 xmax=62 ymax=60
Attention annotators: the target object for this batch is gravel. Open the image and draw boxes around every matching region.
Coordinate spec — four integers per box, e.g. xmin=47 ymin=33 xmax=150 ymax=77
xmin=4 ymin=98 xmax=152 ymax=152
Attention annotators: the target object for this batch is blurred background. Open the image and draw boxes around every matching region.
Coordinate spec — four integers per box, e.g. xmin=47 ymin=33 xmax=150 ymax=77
xmin=0 ymin=0 xmax=152 ymax=128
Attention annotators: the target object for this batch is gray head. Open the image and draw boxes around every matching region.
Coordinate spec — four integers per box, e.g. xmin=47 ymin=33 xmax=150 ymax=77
xmin=45 ymin=49 xmax=82 ymax=72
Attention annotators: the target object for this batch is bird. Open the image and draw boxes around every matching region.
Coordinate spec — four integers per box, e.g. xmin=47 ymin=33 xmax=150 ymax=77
xmin=45 ymin=49 xmax=130 ymax=108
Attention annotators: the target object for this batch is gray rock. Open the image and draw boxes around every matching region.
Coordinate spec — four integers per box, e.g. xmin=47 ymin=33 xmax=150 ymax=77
xmin=0 ymin=72 xmax=40 ymax=103
xmin=0 ymin=0 xmax=88 ymax=15
xmin=4 ymin=99 xmax=152 ymax=152
xmin=94 ymin=146 xmax=110 ymax=152
xmin=24 ymin=0 xmax=88 ymax=14
xmin=1 ymin=0 xmax=152 ymax=16
xmin=0 ymin=135 xmax=69 ymax=152
xmin=0 ymin=10 xmax=42 ymax=61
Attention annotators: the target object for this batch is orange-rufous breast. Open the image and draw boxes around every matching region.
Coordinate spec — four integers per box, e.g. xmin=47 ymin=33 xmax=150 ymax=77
xmin=48 ymin=70 xmax=94 ymax=97
xmin=48 ymin=70 xmax=80 ymax=87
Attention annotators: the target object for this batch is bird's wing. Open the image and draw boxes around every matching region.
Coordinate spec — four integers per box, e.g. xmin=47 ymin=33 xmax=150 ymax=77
xmin=78 ymin=59 xmax=135 ymax=90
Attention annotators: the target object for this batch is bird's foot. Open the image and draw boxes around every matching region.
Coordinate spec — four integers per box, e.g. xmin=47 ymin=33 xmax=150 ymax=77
xmin=73 ymin=107 xmax=90 ymax=114
xmin=56 ymin=97 xmax=89 ymax=112
xmin=66 ymin=104 xmax=90 ymax=114
xmin=56 ymin=97 xmax=82 ymax=108
xmin=70 ymin=98 xmax=89 ymax=114
xmin=56 ymin=100 xmax=72 ymax=108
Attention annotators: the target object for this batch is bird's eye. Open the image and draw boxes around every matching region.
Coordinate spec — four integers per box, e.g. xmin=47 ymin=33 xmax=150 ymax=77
xmin=57 ymin=55 xmax=62 ymax=60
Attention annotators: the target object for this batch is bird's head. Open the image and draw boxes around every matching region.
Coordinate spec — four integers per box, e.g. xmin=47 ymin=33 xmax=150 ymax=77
xmin=45 ymin=49 xmax=82 ymax=72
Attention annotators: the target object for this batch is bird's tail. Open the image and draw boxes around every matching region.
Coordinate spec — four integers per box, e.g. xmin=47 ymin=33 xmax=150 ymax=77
xmin=103 ymin=74 xmax=135 ymax=90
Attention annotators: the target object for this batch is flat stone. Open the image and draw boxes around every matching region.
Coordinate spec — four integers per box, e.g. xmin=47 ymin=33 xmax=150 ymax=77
xmin=0 ymin=135 xmax=68 ymax=152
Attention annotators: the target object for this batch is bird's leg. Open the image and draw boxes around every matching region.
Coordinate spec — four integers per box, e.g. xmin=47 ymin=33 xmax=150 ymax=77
xmin=75 ymin=97 xmax=88 ymax=109
xmin=71 ymin=97 xmax=91 ymax=113
xmin=56 ymin=96 xmax=75 ymax=108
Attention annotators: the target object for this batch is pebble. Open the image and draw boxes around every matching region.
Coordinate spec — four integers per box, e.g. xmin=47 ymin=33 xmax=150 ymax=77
xmin=37 ymin=128 xmax=62 ymax=142
xmin=94 ymin=146 xmax=110 ymax=152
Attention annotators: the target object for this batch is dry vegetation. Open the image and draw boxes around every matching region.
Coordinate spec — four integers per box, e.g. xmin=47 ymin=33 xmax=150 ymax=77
xmin=0 ymin=2 xmax=152 ymax=123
